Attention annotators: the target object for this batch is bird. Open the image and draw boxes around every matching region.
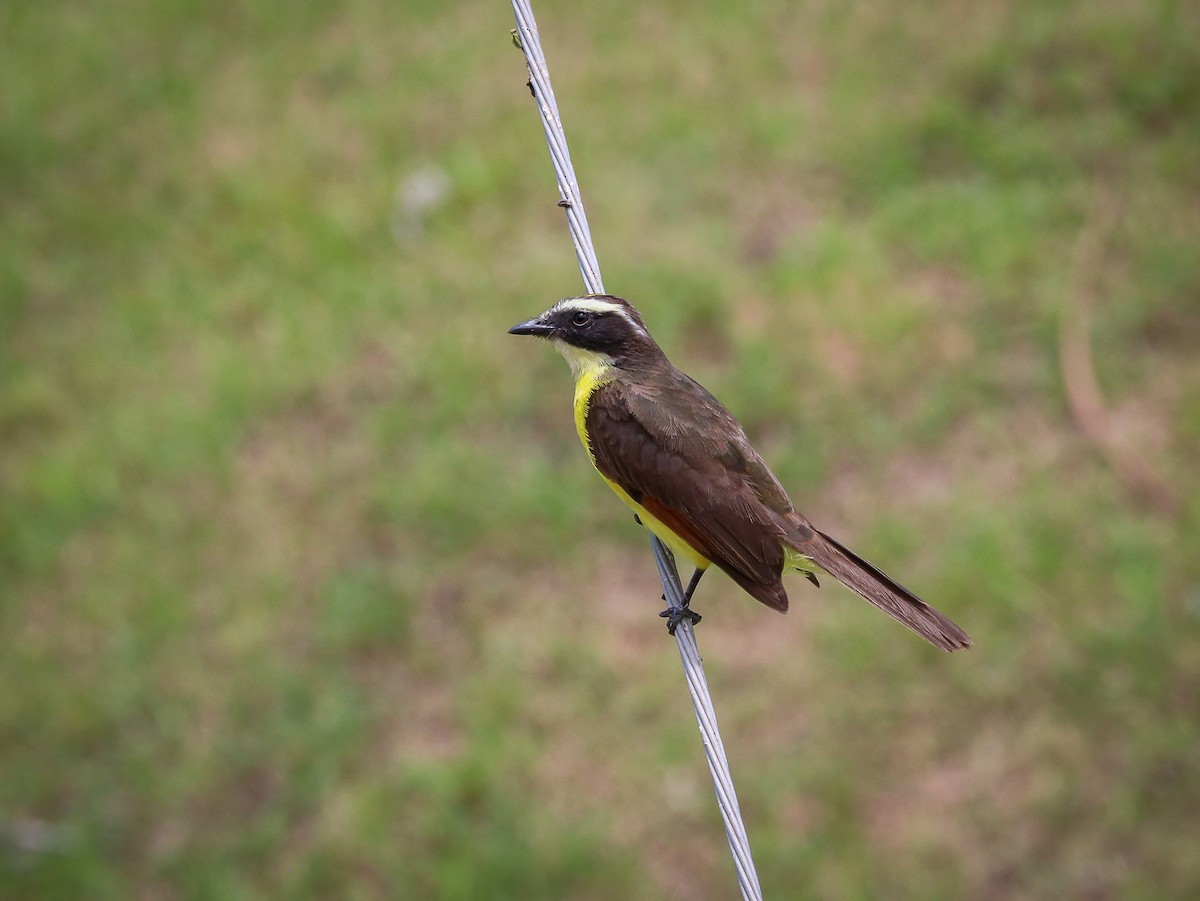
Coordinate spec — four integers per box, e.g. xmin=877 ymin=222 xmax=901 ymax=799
xmin=508 ymin=294 xmax=971 ymax=651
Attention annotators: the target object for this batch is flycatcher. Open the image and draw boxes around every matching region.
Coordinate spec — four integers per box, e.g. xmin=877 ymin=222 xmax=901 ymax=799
xmin=509 ymin=294 xmax=970 ymax=651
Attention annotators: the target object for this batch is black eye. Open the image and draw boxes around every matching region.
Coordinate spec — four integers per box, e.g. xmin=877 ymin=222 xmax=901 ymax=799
xmin=572 ymin=311 xmax=592 ymax=326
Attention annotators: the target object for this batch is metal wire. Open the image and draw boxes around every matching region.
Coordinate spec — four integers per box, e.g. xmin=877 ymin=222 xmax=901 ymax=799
xmin=509 ymin=3 xmax=764 ymax=897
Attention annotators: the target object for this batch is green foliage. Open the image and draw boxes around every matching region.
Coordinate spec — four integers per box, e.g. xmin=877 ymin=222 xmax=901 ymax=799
xmin=2 ymin=0 xmax=1199 ymax=897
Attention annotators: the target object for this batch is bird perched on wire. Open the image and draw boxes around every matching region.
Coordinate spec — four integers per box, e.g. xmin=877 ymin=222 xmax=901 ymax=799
xmin=509 ymin=294 xmax=971 ymax=651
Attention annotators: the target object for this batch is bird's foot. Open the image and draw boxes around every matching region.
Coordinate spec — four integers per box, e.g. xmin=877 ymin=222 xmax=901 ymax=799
xmin=659 ymin=603 xmax=702 ymax=635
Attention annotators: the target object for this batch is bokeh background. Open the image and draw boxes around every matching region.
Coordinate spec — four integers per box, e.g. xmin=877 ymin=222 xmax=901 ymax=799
xmin=4 ymin=0 xmax=1199 ymax=897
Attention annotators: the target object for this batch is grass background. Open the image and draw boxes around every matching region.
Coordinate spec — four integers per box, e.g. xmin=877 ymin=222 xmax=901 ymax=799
xmin=3 ymin=0 xmax=1199 ymax=897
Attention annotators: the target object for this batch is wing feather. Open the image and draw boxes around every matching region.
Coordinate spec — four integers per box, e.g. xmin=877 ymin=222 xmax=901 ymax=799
xmin=586 ymin=375 xmax=794 ymax=607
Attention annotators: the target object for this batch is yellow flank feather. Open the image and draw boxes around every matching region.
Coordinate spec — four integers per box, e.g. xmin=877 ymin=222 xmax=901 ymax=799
xmin=784 ymin=545 xmax=818 ymax=578
xmin=559 ymin=341 xmax=712 ymax=571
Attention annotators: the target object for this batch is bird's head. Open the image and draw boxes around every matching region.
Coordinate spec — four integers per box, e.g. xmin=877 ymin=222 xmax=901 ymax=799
xmin=508 ymin=295 xmax=659 ymax=373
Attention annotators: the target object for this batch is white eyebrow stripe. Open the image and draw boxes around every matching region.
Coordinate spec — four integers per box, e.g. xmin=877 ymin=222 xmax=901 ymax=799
xmin=551 ymin=297 xmax=646 ymax=334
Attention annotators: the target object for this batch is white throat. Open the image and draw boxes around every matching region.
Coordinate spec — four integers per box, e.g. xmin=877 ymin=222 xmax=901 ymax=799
xmin=551 ymin=339 xmax=615 ymax=380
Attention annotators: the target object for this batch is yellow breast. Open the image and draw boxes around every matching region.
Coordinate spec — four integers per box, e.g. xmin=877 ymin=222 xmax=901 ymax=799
xmin=573 ymin=369 xmax=613 ymax=457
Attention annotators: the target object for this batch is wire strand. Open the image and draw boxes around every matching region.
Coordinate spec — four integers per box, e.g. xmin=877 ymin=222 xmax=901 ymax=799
xmin=509 ymin=4 xmax=763 ymax=897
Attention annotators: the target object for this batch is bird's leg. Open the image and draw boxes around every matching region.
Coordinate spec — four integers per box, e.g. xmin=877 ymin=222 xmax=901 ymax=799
xmin=660 ymin=568 xmax=704 ymax=635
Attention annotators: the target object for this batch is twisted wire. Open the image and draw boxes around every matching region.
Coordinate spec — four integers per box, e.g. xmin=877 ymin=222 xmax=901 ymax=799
xmin=509 ymin=4 xmax=764 ymax=897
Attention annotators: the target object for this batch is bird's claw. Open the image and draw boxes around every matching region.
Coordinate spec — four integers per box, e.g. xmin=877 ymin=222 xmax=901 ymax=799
xmin=659 ymin=604 xmax=702 ymax=635
xmin=805 ymin=571 xmax=820 ymax=587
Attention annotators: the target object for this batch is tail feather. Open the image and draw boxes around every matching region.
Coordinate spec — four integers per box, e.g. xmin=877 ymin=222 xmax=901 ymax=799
xmin=799 ymin=529 xmax=971 ymax=652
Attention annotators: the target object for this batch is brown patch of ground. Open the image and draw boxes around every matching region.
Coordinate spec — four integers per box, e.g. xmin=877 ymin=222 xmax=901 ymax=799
xmin=813 ymin=404 xmax=1076 ymax=535
xmin=228 ymin=341 xmax=400 ymax=582
xmin=735 ymin=181 xmax=824 ymax=266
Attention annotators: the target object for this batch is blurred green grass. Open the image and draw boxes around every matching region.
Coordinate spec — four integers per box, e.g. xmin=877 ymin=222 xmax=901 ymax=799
xmin=3 ymin=0 xmax=1199 ymax=897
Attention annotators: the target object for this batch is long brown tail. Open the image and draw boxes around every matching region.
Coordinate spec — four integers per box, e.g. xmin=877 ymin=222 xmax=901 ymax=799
xmin=799 ymin=529 xmax=971 ymax=652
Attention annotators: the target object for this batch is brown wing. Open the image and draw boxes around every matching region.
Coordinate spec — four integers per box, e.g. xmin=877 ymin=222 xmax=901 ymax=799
xmin=586 ymin=374 xmax=795 ymax=611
